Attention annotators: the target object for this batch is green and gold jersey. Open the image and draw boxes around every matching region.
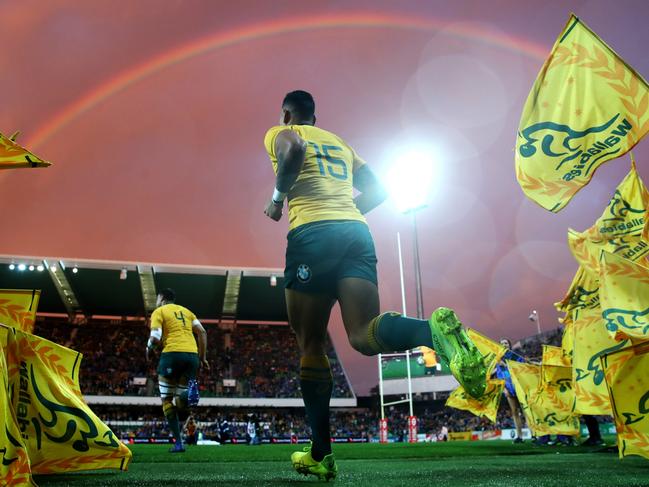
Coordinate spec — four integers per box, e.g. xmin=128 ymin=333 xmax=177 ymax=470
xmin=150 ymin=303 xmax=198 ymax=354
xmin=264 ymin=124 xmax=367 ymax=231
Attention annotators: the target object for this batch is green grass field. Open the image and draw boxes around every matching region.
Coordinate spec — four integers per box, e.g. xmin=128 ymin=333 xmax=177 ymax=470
xmin=34 ymin=441 xmax=648 ymax=487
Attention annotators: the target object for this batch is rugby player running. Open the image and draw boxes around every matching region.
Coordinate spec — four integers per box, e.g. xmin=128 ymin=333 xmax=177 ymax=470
xmin=263 ymin=90 xmax=486 ymax=481
xmin=146 ymin=288 xmax=209 ymax=453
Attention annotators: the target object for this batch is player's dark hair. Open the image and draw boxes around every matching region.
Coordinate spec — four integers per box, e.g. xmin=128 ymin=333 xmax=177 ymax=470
xmin=159 ymin=288 xmax=176 ymax=303
xmin=282 ymin=90 xmax=315 ymax=121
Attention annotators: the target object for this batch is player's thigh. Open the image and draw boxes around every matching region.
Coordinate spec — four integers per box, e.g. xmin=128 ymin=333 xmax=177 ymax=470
xmin=285 ymin=288 xmax=335 ymax=355
xmin=158 ymin=353 xmax=182 ymax=397
xmin=337 ymin=277 xmax=380 ymax=339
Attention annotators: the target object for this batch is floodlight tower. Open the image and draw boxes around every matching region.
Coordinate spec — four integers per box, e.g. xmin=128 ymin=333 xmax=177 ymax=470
xmin=377 ymin=149 xmax=436 ymax=443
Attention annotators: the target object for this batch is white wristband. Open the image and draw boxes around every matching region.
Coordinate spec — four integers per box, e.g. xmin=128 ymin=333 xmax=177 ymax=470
xmin=272 ymin=188 xmax=287 ymax=204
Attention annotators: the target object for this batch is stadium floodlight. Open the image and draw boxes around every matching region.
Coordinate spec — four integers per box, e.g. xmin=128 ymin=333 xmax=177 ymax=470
xmin=385 ymin=149 xmax=437 ymax=214
xmin=528 ymin=309 xmax=541 ymax=335
xmin=37 ymin=265 xmax=44 ymax=272
xmin=17 ymin=264 xmax=26 ymax=271
xmin=28 ymin=265 xmax=35 ymax=271
xmin=8 ymin=264 xmax=15 ymax=270
xmin=72 ymin=266 xmax=79 ymax=274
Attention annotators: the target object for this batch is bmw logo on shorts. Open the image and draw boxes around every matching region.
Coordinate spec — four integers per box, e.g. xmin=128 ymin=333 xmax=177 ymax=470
xmin=297 ymin=264 xmax=312 ymax=283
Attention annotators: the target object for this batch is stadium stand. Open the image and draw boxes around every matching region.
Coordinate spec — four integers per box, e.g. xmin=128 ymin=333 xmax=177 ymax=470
xmin=33 ymin=319 xmax=354 ymax=399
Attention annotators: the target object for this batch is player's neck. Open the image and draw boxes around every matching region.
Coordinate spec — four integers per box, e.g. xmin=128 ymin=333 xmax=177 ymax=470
xmin=289 ymin=119 xmax=314 ymax=126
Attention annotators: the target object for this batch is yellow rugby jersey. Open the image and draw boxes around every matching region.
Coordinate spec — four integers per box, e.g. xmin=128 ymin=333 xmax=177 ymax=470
xmin=150 ymin=304 xmax=198 ymax=354
xmin=264 ymin=125 xmax=367 ymax=230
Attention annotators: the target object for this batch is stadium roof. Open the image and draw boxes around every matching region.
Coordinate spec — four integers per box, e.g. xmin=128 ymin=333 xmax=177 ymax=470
xmin=0 ymin=255 xmax=287 ymax=322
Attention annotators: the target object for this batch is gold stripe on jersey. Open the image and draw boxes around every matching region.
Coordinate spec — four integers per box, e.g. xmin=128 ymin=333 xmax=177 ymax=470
xmin=150 ymin=303 xmax=198 ymax=353
xmin=264 ymin=124 xmax=367 ymax=231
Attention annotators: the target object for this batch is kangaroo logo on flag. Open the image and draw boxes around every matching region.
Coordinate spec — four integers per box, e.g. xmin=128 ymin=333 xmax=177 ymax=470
xmin=602 ymin=307 xmax=649 ymax=336
xmin=515 ymin=14 xmax=649 ymax=212
xmin=518 ymin=114 xmax=621 ymax=176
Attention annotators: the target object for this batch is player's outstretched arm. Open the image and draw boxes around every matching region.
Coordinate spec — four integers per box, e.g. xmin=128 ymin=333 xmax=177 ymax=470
xmin=352 ymin=164 xmax=388 ymax=214
xmin=264 ymin=130 xmax=307 ymax=221
xmin=192 ymin=319 xmax=210 ymax=370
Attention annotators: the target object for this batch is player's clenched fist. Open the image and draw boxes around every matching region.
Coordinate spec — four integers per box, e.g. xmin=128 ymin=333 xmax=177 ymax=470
xmin=264 ymin=198 xmax=283 ymax=221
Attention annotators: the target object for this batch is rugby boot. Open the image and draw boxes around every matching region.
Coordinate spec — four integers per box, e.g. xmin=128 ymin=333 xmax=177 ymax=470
xmin=428 ymin=307 xmax=487 ymax=398
xmin=291 ymin=445 xmax=338 ymax=481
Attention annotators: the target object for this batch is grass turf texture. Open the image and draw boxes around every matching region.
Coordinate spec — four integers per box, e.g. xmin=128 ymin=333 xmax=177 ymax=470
xmin=34 ymin=441 xmax=648 ymax=486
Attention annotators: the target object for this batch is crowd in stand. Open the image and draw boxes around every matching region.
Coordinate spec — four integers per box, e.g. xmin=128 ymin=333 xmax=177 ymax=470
xmin=33 ymin=320 xmax=353 ymax=398
xmin=33 ymin=321 xmax=594 ymax=442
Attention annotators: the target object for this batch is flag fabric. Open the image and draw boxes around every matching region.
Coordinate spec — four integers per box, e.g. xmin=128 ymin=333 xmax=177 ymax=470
xmin=1 ymin=325 xmax=132 ymax=474
xmin=508 ymin=361 xmax=580 ymax=436
xmin=599 ymin=250 xmax=649 ymax=342
xmin=568 ymin=230 xmax=649 ymax=278
xmin=467 ymin=328 xmax=506 ymax=377
xmin=0 ymin=340 xmax=34 ymax=486
xmin=583 ymin=160 xmax=649 ymax=241
xmin=542 ymin=344 xmax=571 ymax=367
xmin=507 ymin=361 xmax=539 ymax=430
xmin=446 ymin=380 xmax=505 ymax=423
xmin=515 ymin=14 xmax=649 ymax=212
xmin=555 ymin=266 xmax=598 ymax=314
xmin=572 ymin=305 xmax=629 ymax=415
xmin=567 ymin=162 xmax=649 ymax=276
xmin=601 ymin=341 xmax=649 ymax=460
xmin=560 ymin=315 xmax=574 ymax=364
xmin=0 ymin=133 xmax=50 ymax=169
xmin=0 ymin=290 xmax=41 ymax=334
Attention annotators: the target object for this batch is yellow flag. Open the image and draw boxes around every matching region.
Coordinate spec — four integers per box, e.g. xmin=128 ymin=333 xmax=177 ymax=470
xmin=572 ymin=306 xmax=630 ymax=415
xmin=0 ymin=290 xmax=41 ymax=333
xmin=1 ymin=325 xmax=132 ymax=474
xmin=601 ymin=341 xmax=649 ymax=460
xmin=507 ymin=361 xmax=541 ymax=433
xmin=539 ymin=363 xmax=579 ymax=434
xmin=584 ymin=161 xmax=649 ymax=240
xmin=515 ymin=14 xmax=649 ymax=212
xmin=467 ymin=328 xmax=506 ymax=377
xmin=560 ymin=315 xmax=574 ymax=364
xmin=446 ymin=380 xmax=504 ymax=423
xmin=542 ymin=344 xmax=571 ymax=367
xmin=0 ymin=340 xmax=34 ymax=486
xmin=0 ymin=133 xmax=50 ymax=169
xmin=508 ymin=361 xmax=580 ymax=436
xmin=568 ymin=230 xmax=649 ymax=278
xmin=599 ymin=250 xmax=649 ymax=342
xmin=555 ymin=266 xmax=599 ymax=314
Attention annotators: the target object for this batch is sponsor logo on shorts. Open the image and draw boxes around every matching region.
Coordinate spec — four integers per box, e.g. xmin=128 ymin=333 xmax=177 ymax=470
xmin=297 ymin=264 xmax=312 ymax=283
xmin=166 ymin=368 xmax=173 ymax=374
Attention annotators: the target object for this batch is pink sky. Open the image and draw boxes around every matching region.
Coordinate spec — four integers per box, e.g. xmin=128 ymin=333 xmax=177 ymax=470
xmin=1 ymin=0 xmax=648 ymax=394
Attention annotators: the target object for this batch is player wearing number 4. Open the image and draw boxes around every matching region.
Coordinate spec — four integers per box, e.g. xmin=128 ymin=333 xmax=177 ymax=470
xmin=263 ymin=90 xmax=487 ymax=481
xmin=146 ymin=288 xmax=209 ymax=453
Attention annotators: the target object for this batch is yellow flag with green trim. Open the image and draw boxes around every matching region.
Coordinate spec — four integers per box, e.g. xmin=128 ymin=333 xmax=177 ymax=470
xmin=0 ymin=339 xmax=34 ymax=486
xmin=0 ymin=133 xmax=50 ymax=169
xmin=1 ymin=325 xmax=132 ymax=474
xmin=446 ymin=380 xmax=504 ymax=423
xmin=601 ymin=341 xmax=649 ymax=460
xmin=599 ymin=250 xmax=649 ymax=342
xmin=0 ymin=290 xmax=40 ymax=333
xmin=467 ymin=328 xmax=506 ymax=377
xmin=515 ymin=14 xmax=649 ymax=212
